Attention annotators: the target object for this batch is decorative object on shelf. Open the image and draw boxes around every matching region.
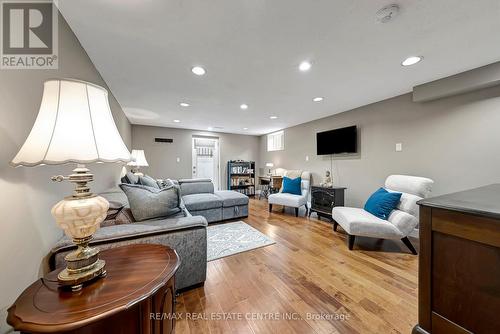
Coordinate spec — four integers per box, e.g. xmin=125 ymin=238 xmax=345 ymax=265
xmin=309 ymin=186 xmax=346 ymax=221
xmin=266 ymin=162 xmax=274 ymax=175
xmin=11 ymin=79 xmax=131 ymax=291
xmin=320 ymin=170 xmax=333 ymax=188
xmin=127 ymin=149 xmax=149 ymax=176
xmin=228 ymin=160 xmax=256 ymax=196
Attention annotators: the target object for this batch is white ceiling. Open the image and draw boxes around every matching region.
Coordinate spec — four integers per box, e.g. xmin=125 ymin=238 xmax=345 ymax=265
xmin=58 ymin=0 xmax=500 ymax=136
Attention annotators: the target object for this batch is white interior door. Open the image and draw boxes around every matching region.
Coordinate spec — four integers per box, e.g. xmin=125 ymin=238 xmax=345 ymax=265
xmin=192 ymin=137 xmax=220 ymax=189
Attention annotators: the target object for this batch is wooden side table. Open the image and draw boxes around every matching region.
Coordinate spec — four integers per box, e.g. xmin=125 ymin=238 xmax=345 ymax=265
xmin=309 ymin=186 xmax=346 ymax=221
xmin=7 ymin=244 xmax=180 ymax=334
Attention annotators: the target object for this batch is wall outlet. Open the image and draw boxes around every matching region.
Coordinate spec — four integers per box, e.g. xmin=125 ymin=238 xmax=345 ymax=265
xmin=176 ymin=157 xmax=180 ymax=162
xmin=395 ymin=143 xmax=402 ymax=152
xmin=305 ymin=155 xmax=309 ymax=161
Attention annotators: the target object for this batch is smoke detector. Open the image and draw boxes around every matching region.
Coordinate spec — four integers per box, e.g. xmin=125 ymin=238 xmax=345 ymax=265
xmin=376 ymin=4 xmax=400 ymax=23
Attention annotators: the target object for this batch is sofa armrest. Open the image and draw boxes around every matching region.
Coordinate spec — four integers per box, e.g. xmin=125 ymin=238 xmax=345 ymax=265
xmin=179 ymin=178 xmax=214 ymax=195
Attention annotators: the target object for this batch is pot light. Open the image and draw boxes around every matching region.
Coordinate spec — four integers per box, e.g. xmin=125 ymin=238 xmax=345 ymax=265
xmin=173 ymin=119 xmax=180 ymax=123
xmin=191 ymin=66 xmax=206 ymax=75
xmin=313 ymin=97 xmax=324 ymax=102
xmin=180 ymin=102 xmax=190 ymax=107
xmin=207 ymin=127 xmax=213 ymax=131
xmin=402 ymin=56 xmax=422 ymax=66
xmin=299 ymin=61 xmax=312 ymax=72
xmin=240 ymin=104 xmax=248 ymax=110
xmin=243 ymin=127 xmax=248 ymax=130
xmin=270 ymin=116 xmax=278 ymax=120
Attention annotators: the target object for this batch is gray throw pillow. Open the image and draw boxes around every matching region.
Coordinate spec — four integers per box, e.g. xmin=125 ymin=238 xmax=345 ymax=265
xmin=157 ymin=178 xmax=178 ymax=189
xmin=119 ymin=183 xmax=183 ymax=221
xmin=139 ymin=175 xmax=160 ymax=189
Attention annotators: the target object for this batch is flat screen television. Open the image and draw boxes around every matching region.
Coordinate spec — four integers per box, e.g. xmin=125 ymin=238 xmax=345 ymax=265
xmin=316 ymin=126 xmax=357 ymax=155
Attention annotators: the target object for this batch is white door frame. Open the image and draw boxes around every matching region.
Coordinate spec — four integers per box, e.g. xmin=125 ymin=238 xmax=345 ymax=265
xmin=192 ymin=136 xmax=220 ymax=190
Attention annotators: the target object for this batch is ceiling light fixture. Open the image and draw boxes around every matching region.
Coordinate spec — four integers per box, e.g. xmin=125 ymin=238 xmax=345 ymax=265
xmin=191 ymin=66 xmax=206 ymax=76
xmin=299 ymin=61 xmax=312 ymax=72
xmin=240 ymin=104 xmax=248 ymax=110
xmin=402 ymin=56 xmax=422 ymax=66
xmin=313 ymin=97 xmax=324 ymax=102
xmin=180 ymin=102 xmax=190 ymax=107
xmin=243 ymin=127 xmax=248 ymax=130
xmin=207 ymin=127 xmax=213 ymax=131
xmin=270 ymin=116 xmax=278 ymax=120
xmin=173 ymin=119 xmax=180 ymax=123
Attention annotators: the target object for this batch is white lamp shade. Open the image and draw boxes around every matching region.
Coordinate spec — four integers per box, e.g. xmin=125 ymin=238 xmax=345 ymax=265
xmin=266 ymin=162 xmax=274 ymax=167
xmin=127 ymin=149 xmax=149 ymax=167
xmin=11 ymin=79 xmax=131 ymax=166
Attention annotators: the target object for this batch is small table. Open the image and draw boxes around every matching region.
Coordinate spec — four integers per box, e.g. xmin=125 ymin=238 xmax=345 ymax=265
xmin=309 ymin=186 xmax=346 ymax=221
xmin=7 ymin=244 xmax=180 ymax=334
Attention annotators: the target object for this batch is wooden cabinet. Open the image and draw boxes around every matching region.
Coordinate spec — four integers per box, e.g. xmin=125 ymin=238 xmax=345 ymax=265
xmin=309 ymin=186 xmax=346 ymax=220
xmin=414 ymin=184 xmax=500 ymax=334
xmin=7 ymin=244 xmax=179 ymax=334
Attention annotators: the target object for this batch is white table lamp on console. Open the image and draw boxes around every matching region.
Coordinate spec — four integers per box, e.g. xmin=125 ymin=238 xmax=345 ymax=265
xmin=11 ymin=79 xmax=131 ymax=291
xmin=127 ymin=149 xmax=149 ymax=176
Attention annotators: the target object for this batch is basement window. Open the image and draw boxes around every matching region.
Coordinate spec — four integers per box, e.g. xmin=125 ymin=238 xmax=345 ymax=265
xmin=267 ymin=130 xmax=284 ymax=152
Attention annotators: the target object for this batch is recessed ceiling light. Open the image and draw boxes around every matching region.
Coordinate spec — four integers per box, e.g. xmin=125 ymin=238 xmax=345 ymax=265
xmin=402 ymin=56 xmax=422 ymax=66
xmin=180 ymin=102 xmax=190 ymax=107
xmin=207 ymin=126 xmax=213 ymax=131
xmin=191 ymin=66 xmax=206 ymax=75
xmin=270 ymin=116 xmax=278 ymax=120
xmin=299 ymin=61 xmax=312 ymax=72
xmin=173 ymin=119 xmax=180 ymax=123
xmin=313 ymin=97 xmax=324 ymax=102
xmin=243 ymin=127 xmax=248 ymax=130
xmin=240 ymin=104 xmax=248 ymax=110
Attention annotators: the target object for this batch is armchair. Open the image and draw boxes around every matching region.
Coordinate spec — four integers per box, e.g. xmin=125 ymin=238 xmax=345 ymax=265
xmin=331 ymin=175 xmax=434 ymax=254
xmin=268 ymin=170 xmax=311 ymax=217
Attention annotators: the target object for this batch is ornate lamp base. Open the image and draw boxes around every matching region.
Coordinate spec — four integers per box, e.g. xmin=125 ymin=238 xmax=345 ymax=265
xmin=51 ymin=165 xmax=109 ymax=292
xmin=58 ymin=237 xmax=107 ymax=291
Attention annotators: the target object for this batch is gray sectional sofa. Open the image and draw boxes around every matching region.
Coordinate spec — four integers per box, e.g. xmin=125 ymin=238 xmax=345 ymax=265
xmin=49 ymin=178 xmax=249 ymax=291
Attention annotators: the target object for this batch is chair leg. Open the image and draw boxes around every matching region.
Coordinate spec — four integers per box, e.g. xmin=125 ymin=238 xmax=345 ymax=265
xmin=269 ymin=204 xmax=272 ymax=212
xmin=333 ymin=221 xmax=338 ymax=232
xmin=348 ymin=234 xmax=355 ymax=250
xmin=295 ymin=207 xmax=299 ymax=217
xmin=401 ymin=237 xmax=417 ymax=255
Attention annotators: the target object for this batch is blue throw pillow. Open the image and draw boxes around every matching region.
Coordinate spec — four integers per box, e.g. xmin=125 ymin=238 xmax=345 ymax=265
xmin=364 ymin=187 xmax=402 ymax=220
xmin=282 ymin=177 xmax=302 ymax=195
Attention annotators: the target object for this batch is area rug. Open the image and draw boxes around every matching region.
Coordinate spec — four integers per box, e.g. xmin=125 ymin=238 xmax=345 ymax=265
xmin=207 ymin=221 xmax=275 ymax=261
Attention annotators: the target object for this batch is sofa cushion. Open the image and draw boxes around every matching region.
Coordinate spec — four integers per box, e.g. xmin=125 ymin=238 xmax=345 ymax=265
xmin=182 ymin=193 xmax=222 ymax=211
xmin=179 ymin=179 xmax=214 ymax=196
xmin=268 ymin=192 xmax=307 ymax=207
xmin=120 ymin=183 xmax=183 ymax=221
xmin=332 ymin=207 xmax=403 ymax=239
xmin=51 ymin=213 xmax=207 ymax=253
xmin=214 ymin=190 xmax=249 ymax=207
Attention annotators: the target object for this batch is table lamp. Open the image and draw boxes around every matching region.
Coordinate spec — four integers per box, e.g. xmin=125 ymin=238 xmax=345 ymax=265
xmin=266 ymin=162 xmax=274 ymax=175
xmin=127 ymin=149 xmax=149 ymax=176
xmin=11 ymin=79 xmax=131 ymax=291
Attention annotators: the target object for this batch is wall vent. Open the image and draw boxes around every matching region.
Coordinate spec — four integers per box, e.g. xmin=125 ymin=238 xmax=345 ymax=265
xmin=155 ymin=138 xmax=173 ymax=143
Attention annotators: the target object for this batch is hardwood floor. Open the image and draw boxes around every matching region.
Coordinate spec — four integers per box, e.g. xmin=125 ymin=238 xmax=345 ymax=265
xmin=175 ymin=199 xmax=418 ymax=334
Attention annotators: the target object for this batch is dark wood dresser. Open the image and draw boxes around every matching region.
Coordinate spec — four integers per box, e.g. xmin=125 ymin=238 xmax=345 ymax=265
xmin=309 ymin=186 xmax=346 ymax=221
xmin=7 ymin=244 xmax=180 ymax=334
xmin=414 ymin=184 xmax=500 ymax=334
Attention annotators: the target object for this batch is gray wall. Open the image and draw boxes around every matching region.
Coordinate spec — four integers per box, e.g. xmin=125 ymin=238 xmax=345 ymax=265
xmin=132 ymin=125 xmax=260 ymax=189
xmin=260 ymin=86 xmax=500 ymax=207
xmin=0 ymin=15 xmax=131 ymax=331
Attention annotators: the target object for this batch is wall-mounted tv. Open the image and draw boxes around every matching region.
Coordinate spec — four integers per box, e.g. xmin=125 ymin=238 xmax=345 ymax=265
xmin=316 ymin=125 xmax=357 ymax=155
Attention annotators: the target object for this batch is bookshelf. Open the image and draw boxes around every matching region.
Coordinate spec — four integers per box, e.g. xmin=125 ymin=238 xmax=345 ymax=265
xmin=227 ymin=160 xmax=255 ymax=196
